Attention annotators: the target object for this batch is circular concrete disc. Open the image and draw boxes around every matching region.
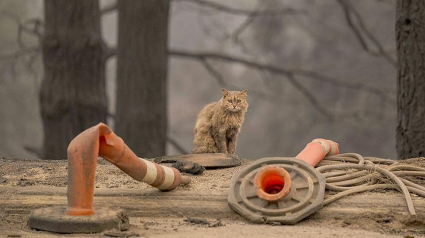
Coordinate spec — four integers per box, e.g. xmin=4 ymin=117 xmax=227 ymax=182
xmin=228 ymin=157 xmax=326 ymax=224
xmin=28 ymin=206 xmax=129 ymax=233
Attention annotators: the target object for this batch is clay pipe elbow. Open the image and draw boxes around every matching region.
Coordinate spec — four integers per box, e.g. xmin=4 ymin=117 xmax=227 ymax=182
xmin=66 ymin=123 xmax=191 ymax=217
xmin=296 ymin=138 xmax=339 ymax=167
xmin=96 ymin=125 xmax=190 ymax=190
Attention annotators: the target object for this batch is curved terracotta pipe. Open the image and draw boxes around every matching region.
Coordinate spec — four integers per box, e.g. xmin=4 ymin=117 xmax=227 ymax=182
xmin=296 ymin=138 xmax=339 ymax=167
xmin=66 ymin=123 xmax=191 ymax=216
xmin=253 ymin=139 xmax=339 ymax=201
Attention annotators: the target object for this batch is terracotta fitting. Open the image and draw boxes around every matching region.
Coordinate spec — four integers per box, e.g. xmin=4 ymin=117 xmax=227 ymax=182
xmin=296 ymin=138 xmax=339 ymax=167
xmin=66 ymin=123 xmax=191 ymax=216
xmin=253 ymin=165 xmax=291 ymax=201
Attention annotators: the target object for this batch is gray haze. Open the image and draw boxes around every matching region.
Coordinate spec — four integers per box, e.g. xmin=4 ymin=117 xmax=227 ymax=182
xmin=0 ymin=0 xmax=397 ymax=160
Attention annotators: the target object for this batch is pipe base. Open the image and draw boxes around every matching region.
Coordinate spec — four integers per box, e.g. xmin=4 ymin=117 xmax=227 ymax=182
xmin=28 ymin=206 xmax=129 ymax=233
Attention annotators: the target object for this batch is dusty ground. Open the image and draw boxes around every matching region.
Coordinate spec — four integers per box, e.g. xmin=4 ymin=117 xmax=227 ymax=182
xmin=1 ymin=157 xmax=425 ymax=238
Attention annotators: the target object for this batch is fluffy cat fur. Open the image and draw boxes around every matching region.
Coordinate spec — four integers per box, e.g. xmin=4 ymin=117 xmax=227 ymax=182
xmin=192 ymin=88 xmax=248 ymax=154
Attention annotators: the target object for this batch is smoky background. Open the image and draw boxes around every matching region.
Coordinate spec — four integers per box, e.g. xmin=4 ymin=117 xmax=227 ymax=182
xmin=0 ymin=0 xmax=396 ymax=160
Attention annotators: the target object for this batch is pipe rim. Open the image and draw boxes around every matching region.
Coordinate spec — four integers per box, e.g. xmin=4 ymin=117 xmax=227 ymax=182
xmin=253 ymin=165 xmax=291 ymax=202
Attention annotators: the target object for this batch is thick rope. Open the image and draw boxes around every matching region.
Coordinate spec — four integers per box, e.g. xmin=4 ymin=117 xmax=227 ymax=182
xmin=315 ymin=153 xmax=425 ymax=216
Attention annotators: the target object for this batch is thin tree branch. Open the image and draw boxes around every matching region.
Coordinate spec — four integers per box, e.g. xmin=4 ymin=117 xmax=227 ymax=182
xmin=228 ymin=1 xmax=261 ymax=42
xmin=230 ymin=12 xmax=265 ymax=56
xmin=171 ymin=50 xmax=336 ymax=118
xmin=346 ymin=1 xmax=396 ymax=65
xmin=0 ymin=14 xmax=43 ymax=87
xmin=336 ymin=0 xmax=397 ymax=66
xmin=285 ymin=73 xmax=334 ymax=118
xmin=292 ymin=70 xmax=396 ymax=104
xmin=196 ymin=58 xmax=277 ymax=100
xmin=200 ymin=59 xmax=226 ymax=86
xmin=338 ymin=1 xmax=369 ymax=51
xmin=173 ymin=0 xmax=301 ymax=16
xmin=0 ymin=46 xmax=40 ymax=61
xmin=232 ymin=13 xmax=257 ymax=42
xmin=20 ymin=18 xmax=43 ymax=39
xmin=169 ymin=49 xmax=396 ymax=105
xmin=2 ymin=13 xmax=43 ymax=48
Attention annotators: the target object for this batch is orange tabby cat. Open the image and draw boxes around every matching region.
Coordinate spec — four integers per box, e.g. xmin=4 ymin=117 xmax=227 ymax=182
xmin=192 ymin=88 xmax=248 ymax=154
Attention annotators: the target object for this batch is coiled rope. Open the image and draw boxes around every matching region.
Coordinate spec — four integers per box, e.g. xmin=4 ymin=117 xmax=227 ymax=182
xmin=316 ymin=153 xmax=425 ymax=215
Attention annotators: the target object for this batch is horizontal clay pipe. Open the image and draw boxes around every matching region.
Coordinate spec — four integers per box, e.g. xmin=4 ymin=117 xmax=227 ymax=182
xmin=296 ymin=138 xmax=339 ymax=167
xmin=66 ymin=123 xmax=191 ymax=216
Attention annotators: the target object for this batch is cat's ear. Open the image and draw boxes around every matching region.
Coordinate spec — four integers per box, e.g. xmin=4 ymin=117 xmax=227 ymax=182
xmin=221 ymin=88 xmax=229 ymax=97
xmin=240 ymin=89 xmax=248 ymax=96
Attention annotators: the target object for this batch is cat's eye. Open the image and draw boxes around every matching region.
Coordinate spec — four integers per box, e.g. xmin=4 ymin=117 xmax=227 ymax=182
xmin=237 ymin=99 xmax=241 ymax=103
xmin=228 ymin=100 xmax=233 ymax=103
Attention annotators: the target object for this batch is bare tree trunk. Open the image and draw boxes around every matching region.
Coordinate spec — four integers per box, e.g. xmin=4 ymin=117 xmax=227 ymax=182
xmin=40 ymin=0 xmax=106 ymax=160
xmin=396 ymin=0 xmax=425 ymax=159
xmin=115 ymin=0 xmax=169 ymax=157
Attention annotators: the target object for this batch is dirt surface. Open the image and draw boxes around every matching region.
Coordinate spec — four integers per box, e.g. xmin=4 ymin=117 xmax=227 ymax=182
xmin=1 ymin=157 xmax=425 ymax=238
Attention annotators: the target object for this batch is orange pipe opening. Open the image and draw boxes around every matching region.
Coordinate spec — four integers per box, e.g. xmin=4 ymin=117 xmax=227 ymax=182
xmin=253 ymin=166 xmax=291 ymax=202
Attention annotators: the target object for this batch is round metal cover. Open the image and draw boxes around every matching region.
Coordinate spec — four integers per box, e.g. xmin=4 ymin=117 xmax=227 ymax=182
xmin=227 ymin=157 xmax=326 ymax=224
